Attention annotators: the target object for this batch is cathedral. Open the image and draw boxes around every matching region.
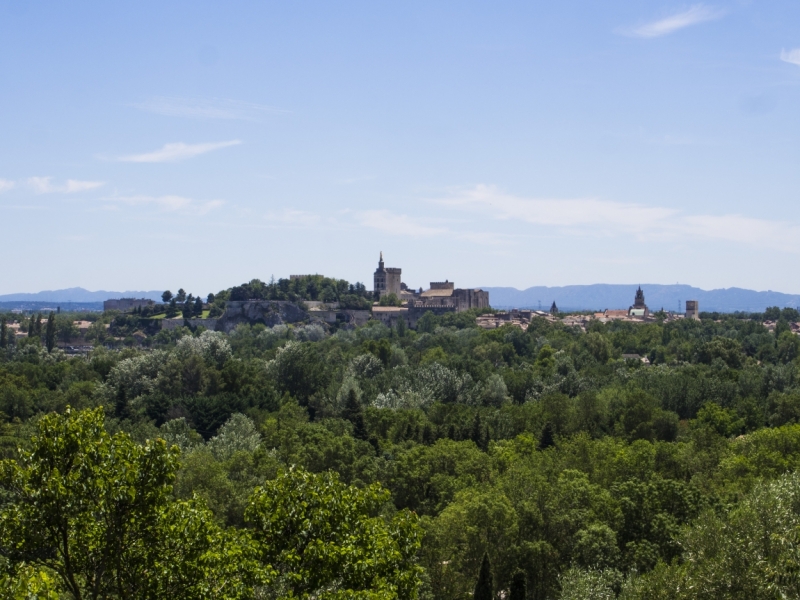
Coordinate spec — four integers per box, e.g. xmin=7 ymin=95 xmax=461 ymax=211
xmin=373 ymin=252 xmax=402 ymax=298
xmin=629 ymin=286 xmax=649 ymax=317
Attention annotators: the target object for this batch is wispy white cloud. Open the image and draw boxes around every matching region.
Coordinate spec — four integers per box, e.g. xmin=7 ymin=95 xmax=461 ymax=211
xmin=438 ymin=185 xmax=676 ymax=234
xmin=265 ymin=209 xmax=324 ymax=227
xmin=105 ymin=195 xmax=224 ymax=215
xmin=354 ymin=209 xmax=511 ymax=245
xmin=622 ymin=5 xmax=724 ymax=38
xmin=132 ymin=97 xmax=289 ymax=121
xmin=781 ymin=48 xmax=800 ymax=66
xmin=118 ymin=140 xmax=242 ymax=163
xmin=435 ymin=185 xmax=800 ymax=253
xmin=356 ymin=210 xmax=448 ymax=237
xmin=0 ymin=179 xmax=14 ymax=193
xmin=28 ymin=177 xmax=105 ymax=194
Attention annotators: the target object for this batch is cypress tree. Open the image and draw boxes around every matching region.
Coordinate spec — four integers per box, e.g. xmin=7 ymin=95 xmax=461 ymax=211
xmin=510 ymin=570 xmax=526 ymax=600
xmin=471 ymin=412 xmax=487 ymax=451
xmin=396 ymin=315 xmax=406 ymax=338
xmin=0 ymin=316 xmax=6 ymax=349
xmin=342 ymin=388 xmax=367 ymax=440
xmin=474 ymin=552 xmax=493 ymax=600
xmin=538 ymin=422 xmax=556 ymax=450
xmin=27 ymin=315 xmax=34 ymax=335
xmin=45 ymin=312 xmax=56 ymax=352
xmin=422 ymin=423 xmax=435 ymax=444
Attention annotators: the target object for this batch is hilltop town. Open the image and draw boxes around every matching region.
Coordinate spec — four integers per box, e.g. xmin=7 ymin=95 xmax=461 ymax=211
xmin=3 ymin=254 xmax=799 ymax=354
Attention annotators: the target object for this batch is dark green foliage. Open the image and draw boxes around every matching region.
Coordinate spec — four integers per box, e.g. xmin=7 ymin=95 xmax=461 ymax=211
xmin=0 ymin=316 xmax=6 ymax=349
xmin=474 ymin=553 xmax=493 ymax=600
xmin=45 ymin=312 xmax=55 ymax=352
xmin=227 ymin=275 xmax=371 ymax=304
xmin=510 ymin=570 xmax=526 ymax=600
xmin=539 ymin=421 xmax=556 ymax=450
xmin=343 ymin=388 xmax=367 ymax=440
xmin=2 ymin=295 xmax=800 ymax=599
xmin=470 ymin=412 xmax=487 ymax=451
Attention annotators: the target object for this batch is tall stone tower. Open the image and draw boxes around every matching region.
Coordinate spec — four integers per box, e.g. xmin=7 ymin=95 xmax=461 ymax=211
xmin=373 ymin=252 xmax=402 ymax=298
xmin=685 ymin=300 xmax=700 ymax=320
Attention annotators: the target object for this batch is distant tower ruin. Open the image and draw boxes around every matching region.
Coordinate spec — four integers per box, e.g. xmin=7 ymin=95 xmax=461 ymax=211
xmin=550 ymin=301 xmax=558 ymax=315
xmin=685 ymin=300 xmax=700 ymax=320
xmin=373 ymin=252 xmax=402 ymax=298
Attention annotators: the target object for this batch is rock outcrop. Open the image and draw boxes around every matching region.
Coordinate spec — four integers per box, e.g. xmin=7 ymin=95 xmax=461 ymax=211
xmin=214 ymin=301 xmax=309 ymax=333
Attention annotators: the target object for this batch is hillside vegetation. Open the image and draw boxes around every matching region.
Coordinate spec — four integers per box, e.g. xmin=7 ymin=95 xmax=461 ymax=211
xmin=2 ymin=306 xmax=800 ymax=598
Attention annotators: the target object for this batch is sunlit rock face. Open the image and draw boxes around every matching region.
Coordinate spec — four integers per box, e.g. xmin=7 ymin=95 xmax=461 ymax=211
xmin=215 ymin=300 xmax=308 ymax=332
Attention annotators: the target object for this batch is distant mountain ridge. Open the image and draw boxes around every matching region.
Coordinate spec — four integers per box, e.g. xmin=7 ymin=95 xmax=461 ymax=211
xmin=3 ymin=285 xmax=800 ymax=314
xmin=482 ymin=284 xmax=800 ymax=313
xmin=0 ymin=287 xmax=163 ymax=303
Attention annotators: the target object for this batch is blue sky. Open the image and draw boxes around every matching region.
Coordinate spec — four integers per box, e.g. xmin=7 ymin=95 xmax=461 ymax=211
xmin=2 ymin=1 xmax=800 ymax=296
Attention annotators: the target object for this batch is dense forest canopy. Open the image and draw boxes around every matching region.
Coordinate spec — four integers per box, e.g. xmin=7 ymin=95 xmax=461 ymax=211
xmin=3 ymin=303 xmax=800 ymax=598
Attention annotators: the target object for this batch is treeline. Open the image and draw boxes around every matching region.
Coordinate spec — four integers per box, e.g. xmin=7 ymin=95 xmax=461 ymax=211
xmin=2 ymin=310 xmax=800 ymax=598
xmin=227 ymin=275 xmax=372 ymax=309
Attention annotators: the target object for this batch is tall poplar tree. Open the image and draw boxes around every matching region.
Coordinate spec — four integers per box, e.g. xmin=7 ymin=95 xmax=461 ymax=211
xmin=0 ymin=316 xmax=6 ymax=349
xmin=45 ymin=312 xmax=56 ymax=352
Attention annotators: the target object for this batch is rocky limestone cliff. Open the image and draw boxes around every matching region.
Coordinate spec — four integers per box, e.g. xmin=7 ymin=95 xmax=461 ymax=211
xmin=215 ymin=301 xmax=309 ymax=333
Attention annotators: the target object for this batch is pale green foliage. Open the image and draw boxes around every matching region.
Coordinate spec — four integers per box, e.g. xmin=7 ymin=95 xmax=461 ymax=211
xmin=175 ymin=330 xmax=233 ymax=367
xmin=559 ymin=568 xmax=617 ymax=600
xmin=293 ymin=323 xmax=327 ymax=342
xmin=99 ymin=350 xmax=165 ymax=403
xmin=266 ymin=341 xmax=301 ymax=375
xmin=336 ymin=375 xmax=363 ymax=410
xmin=390 ymin=345 xmax=408 ymax=367
xmin=256 ymin=323 xmax=289 ymax=347
xmin=160 ymin=417 xmax=204 ymax=454
xmin=349 ymin=353 xmax=384 ymax=379
xmin=208 ymin=413 xmax=261 ymax=461
xmin=475 ymin=373 xmax=509 ymax=407
xmin=246 ymin=467 xmax=423 ymax=599
xmin=374 ymin=363 xmax=475 ymax=410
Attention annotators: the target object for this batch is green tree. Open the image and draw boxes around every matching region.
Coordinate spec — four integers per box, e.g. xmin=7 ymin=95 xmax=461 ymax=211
xmin=539 ymin=422 xmax=556 ymax=450
xmin=416 ymin=311 xmax=438 ymax=334
xmin=343 ymin=387 xmax=367 ymax=440
xmin=194 ymin=295 xmax=204 ymax=317
xmin=378 ymin=293 xmax=402 ymax=307
xmin=474 ymin=553 xmax=493 ymax=600
xmin=470 ymin=412 xmax=487 ymax=451
xmin=176 ymin=288 xmax=187 ymax=303
xmin=0 ymin=407 xmax=254 ymax=599
xmin=396 ymin=315 xmax=407 ymax=338
xmin=246 ymin=467 xmax=422 ymax=599
xmin=0 ymin=316 xmax=6 ymax=349
xmin=162 ymin=290 xmax=173 ymax=303
xmin=45 ymin=311 xmax=56 ymax=352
